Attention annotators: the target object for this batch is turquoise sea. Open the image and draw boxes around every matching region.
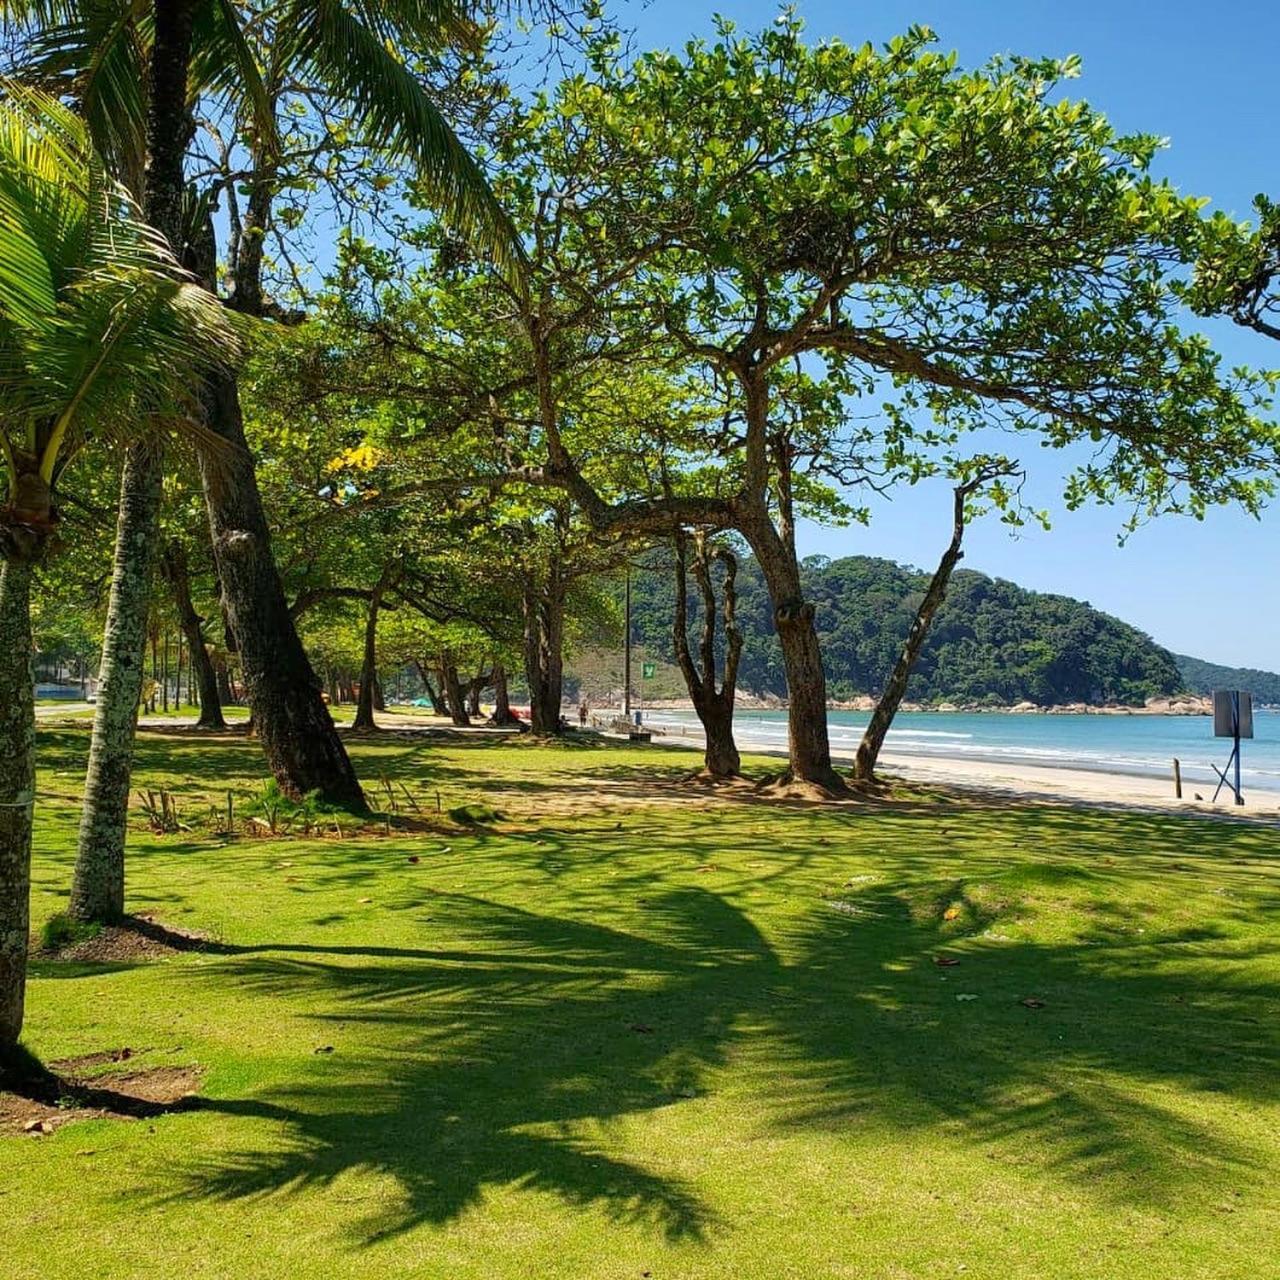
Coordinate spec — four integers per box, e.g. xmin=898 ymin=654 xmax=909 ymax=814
xmin=643 ymin=707 xmax=1280 ymax=795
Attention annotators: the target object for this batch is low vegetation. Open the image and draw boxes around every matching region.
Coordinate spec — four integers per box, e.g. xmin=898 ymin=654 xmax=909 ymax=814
xmin=4 ymin=725 xmax=1278 ymax=1279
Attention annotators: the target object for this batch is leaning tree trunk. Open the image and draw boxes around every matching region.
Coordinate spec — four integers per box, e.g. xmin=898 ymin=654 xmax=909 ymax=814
xmin=414 ymin=662 xmax=448 ymax=715
xmin=161 ymin=541 xmax=225 ymax=729
xmin=523 ymin=573 xmax=565 ymax=737
xmin=853 ymin=482 xmax=972 ymax=782
xmin=439 ymin=655 xmax=471 ymax=727
xmin=673 ymin=532 xmax=743 ymax=778
xmin=0 ymin=559 xmax=35 ymax=1050
xmin=71 ymin=445 xmax=164 ymax=923
xmin=198 ymin=371 xmax=365 ymax=809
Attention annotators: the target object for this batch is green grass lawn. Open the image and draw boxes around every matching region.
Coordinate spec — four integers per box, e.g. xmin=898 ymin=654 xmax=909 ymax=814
xmin=5 ymin=726 xmax=1280 ymax=1279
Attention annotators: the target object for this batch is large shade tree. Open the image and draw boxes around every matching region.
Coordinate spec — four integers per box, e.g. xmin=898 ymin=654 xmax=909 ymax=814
xmin=0 ymin=85 xmax=235 ymax=1049
xmin=2 ymin=0 xmax=536 ymax=919
xmin=484 ymin=20 xmax=1277 ymax=790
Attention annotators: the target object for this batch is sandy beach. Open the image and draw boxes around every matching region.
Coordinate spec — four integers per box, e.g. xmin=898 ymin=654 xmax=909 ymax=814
xmin=647 ymin=717 xmax=1280 ymax=819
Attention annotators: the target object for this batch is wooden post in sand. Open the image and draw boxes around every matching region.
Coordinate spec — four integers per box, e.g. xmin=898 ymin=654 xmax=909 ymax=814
xmin=1173 ymin=758 xmax=1182 ymax=799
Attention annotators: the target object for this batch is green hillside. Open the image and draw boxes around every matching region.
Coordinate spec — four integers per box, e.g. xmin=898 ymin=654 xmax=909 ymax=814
xmin=625 ymin=554 xmax=1190 ymax=707
xmin=1174 ymin=654 xmax=1280 ymax=704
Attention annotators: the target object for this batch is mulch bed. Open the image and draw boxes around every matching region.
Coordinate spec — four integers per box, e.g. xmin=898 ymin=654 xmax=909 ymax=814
xmin=34 ymin=914 xmax=216 ymax=964
xmin=0 ymin=1050 xmax=203 ymax=1136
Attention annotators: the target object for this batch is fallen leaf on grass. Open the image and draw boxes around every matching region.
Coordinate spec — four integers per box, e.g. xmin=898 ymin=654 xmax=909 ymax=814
xmin=407 ymin=855 xmax=420 ymax=864
xmin=695 ymin=864 xmax=719 ymax=873
xmin=943 ymin=907 xmax=960 ymax=921
xmin=314 ymin=1045 xmax=335 ymax=1055
xmin=1019 ymin=997 xmax=1046 ymax=1010
xmin=956 ymin=994 xmax=978 ymax=1002
xmin=357 ymin=897 xmax=372 ymax=904
xmin=933 ymin=955 xmax=960 ymax=967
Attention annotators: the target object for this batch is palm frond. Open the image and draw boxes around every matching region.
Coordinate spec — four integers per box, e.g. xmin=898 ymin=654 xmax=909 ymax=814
xmin=18 ymin=0 xmax=151 ymax=194
xmin=283 ymin=0 xmax=526 ymax=285
xmin=189 ymin=0 xmax=279 ymax=156
xmin=0 ymin=81 xmax=240 ymax=490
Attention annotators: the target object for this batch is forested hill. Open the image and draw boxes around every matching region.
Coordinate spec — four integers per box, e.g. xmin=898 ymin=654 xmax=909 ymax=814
xmin=1174 ymin=655 xmax=1280 ymax=704
xmin=627 ymin=554 xmax=1190 ymax=706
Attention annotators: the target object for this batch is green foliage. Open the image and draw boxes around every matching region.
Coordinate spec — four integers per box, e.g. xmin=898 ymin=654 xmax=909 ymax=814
xmin=38 ymin=910 xmax=100 ymax=952
xmin=11 ymin=727 xmax=1280 ymax=1276
xmin=627 ymin=553 xmax=1184 ymax=706
xmin=1173 ymin=654 xmax=1280 ymax=705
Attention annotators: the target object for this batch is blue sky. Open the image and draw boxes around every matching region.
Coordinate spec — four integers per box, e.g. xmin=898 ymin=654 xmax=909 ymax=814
xmin=620 ymin=0 xmax=1280 ymax=668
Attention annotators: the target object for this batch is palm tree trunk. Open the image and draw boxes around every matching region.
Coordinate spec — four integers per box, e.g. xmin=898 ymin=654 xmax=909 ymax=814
xmin=0 ymin=559 xmax=35 ymax=1050
xmin=69 ymin=0 xmax=197 ymax=924
xmin=198 ymin=370 xmax=365 ymax=808
xmin=71 ymin=445 xmax=164 ymax=923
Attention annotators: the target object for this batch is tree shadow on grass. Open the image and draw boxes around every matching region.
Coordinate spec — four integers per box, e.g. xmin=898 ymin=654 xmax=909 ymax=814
xmin=160 ymin=862 xmax=1280 ymax=1248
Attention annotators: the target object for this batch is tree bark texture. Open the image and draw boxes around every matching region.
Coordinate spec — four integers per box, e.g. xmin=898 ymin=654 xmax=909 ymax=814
xmin=71 ymin=445 xmax=164 ymax=923
xmin=523 ymin=571 xmax=565 ymax=737
xmin=0 ymin=560 xmax=34 ymax=1049
xmin=162 ymin=541 xmax=225 ymax=729
xmin=198 ymin=370 xmax=365 ymax=808
xmin=439 ymin=655 xmax=471 ymax=727
xmin=853 ymin=483 xmax=971 ymax=781
xmin=673 ymin=533 xmax=742 ymax=778
xmin=414 ymin=663 xmax=447 ymax=715
xmin=352 ymin=573 xmax=390 ymax=732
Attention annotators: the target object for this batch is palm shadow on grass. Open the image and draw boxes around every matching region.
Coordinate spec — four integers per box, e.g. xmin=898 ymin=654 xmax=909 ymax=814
xmin=161 ymin=847 xmax=1280 ymax=1248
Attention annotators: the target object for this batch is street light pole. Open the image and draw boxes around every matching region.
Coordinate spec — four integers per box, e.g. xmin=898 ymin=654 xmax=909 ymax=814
xmin=623 ymin=565 xmax=632 ymax=717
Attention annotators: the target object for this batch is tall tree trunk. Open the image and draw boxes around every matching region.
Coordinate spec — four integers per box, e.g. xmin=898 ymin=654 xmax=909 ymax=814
xmin=352 ymin=577 xmax=387 ymax=732
xmin=71 ymin=446 xmax=164 ymax=923
xmin=439 ymin=654 xmax=471 ymax=727
xmin=70 ymin=0 xmax=197 ymax=923
xmin=853 ymin=481 xmax=974 ymax=782
xmin=487 ymin=662 xmax=522 ymax=727
xmin=161 ymin=541 xmax=225 ymax=729
xmin=198 ymin=371 xmax=365 ymax=808
xmin=414 ymin=661 xmax=447 ymax=715
xmin=739 ymin=519 xmax=839 ymax=790
xmin=466 ymin=670 xmax=488 ymax=719
xmin=0 ymin=560 xmax=34 ymax=1051
xmin=523 ymin=570 xmax=565 ymax=737
xmin=215 ymin=652 xmax=234 ymax=705
xmin=372 ymin=675 xmax=386 ymax=712
xmin=672 ymin=533 xmax=742 ymax=778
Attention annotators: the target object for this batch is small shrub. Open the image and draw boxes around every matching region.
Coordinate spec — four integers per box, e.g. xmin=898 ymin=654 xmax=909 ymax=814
xmin=448 ymin=802 xmax=504 ymax=826
xmin=40 ymin=913 xmax=102 ymax=953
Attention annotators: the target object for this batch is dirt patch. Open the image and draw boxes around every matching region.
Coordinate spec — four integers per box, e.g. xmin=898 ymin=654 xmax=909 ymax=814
xmin=1 ymin=1055 xmax=203 ymax=1136
xmin=35 ymin=914 xmax=215 ymax=963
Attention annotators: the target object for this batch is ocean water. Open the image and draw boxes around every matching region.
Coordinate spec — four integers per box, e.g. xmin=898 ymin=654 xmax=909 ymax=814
xmin=642 ymin=707 xmax=1280 ymax=795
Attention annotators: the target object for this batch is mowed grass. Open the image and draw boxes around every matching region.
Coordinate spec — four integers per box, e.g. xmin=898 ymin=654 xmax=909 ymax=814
xmin=5 ymin=726 xmax=1280 ymax=1279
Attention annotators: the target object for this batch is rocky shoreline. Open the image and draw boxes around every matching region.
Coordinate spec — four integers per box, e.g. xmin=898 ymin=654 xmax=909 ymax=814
xmin=637 ymin=693 xmax=1216 ymax=716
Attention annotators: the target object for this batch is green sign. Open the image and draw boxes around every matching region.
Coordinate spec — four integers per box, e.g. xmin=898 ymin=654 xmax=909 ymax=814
xmin=642 ymin=662 xmax=656 ymax=679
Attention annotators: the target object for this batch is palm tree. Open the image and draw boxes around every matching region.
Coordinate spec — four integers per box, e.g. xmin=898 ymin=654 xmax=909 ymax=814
xmin=0 ymin=83 xmax=238 ymax=1050
xmin=3 ymin=0 xmax=525 ymax=919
